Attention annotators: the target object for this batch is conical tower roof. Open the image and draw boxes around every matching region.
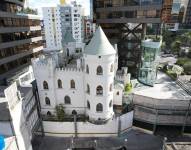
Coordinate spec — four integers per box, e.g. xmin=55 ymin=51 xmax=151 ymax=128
xmin=84 ymin=26 xmax=116 ymax=55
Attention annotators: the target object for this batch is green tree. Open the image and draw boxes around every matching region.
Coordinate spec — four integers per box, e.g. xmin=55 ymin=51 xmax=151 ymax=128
xmin=171 ymin=40 xmax=181 ymax=54
xmin=162 ymin=29 xmax=174 ymax=49
xmin=176 ymin=57 xmax=190 ymax=66
xmin=183 ymin=61 xmax=191 ymax=75
xmin=125 ymin=83 xmax=132 ymax=92
xmin=188 ymin=48 xmax=191 ymax=58
xmin=55 ymin=104 xmax=65 ymax=121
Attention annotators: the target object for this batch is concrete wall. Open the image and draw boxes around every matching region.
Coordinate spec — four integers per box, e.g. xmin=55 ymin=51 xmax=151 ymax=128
xmin=0 ymin=122 xmax=13 ymax=136
xmin=42 ymin=111 xmax=133 ymax=137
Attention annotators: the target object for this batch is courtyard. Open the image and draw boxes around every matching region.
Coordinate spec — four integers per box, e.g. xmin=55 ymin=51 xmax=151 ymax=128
xmin=33 ymin=129 xmax=163 ymax=150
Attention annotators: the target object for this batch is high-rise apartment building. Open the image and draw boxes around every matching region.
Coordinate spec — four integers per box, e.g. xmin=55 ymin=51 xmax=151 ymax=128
xmin=93 ymin=0 xmax=163 ymax=76
xmin=185 ymin=0 xmax=191 ymax=26
xmin=0 ymin=0 xmax=43 ymax=84
xmin=162 ymin=0 xmax=189 ymax=29
xmin=43 ymin=1 xmax=83 ymax=51
xmin=90 ymin=0 xmax=93 ymax=20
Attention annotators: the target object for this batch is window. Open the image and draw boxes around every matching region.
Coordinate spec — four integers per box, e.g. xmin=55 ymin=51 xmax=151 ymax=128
xmin=110 ymin=84 xmax=113 ymax=91
xmin=109 ymin=100 xmax=112 ymax=107
xmin=70 ymin=80 xmax=75 ymax=89
xmin=47 ymin=111 xmax=51 ymax=116
xmin=110 ymin=64 xmax=114 ymax=72
xmin=64 ymin=96 xmax=71 ymax=104
xmin=87 ymin=101 xmax=90 ymax=109
xmin=96 ymin=86 xmax=103 ymax=95
xmin=43 ymin=81 xmax=49 ymax=89
xmin=57 ymin=79 xmax=62 ymax=88
xmin=86 ymin=65 xmax=89 ymax=74
xmin=72 ymin=110 xmax=77 ymax=115
xmin=96 ymin=103 xmax=103 ymax=112
xmin=87 ymin=84 xmax=90 ymax=94
xmin=45 ymin=97 xmax=50 ymax=105
xmin=116 ymin=91 xmax=119 ymax=95
xmin=96 ymin=66 xmax=103 ymax=75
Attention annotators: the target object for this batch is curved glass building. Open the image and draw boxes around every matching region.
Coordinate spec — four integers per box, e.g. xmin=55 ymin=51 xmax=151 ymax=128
xmin=138 ymin=37 xmax=162 ymax=86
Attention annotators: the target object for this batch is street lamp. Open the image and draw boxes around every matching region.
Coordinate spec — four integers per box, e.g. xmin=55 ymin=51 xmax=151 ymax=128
xmin=94 ymin=140 xmax=97 ymax=149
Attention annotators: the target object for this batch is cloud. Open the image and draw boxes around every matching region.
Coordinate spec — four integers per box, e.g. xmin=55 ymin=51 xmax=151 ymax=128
xmin=28 ymin=0 xmax=90 ymax=17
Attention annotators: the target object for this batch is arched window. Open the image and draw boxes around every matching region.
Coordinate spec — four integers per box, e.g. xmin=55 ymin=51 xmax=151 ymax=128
xmin=45 ymin=97 xmax=50 ymax=105
xmin=87 ymin=101 xmax=90 ymax=109
xmin=87 ymin=84 xmax=90 ymax=94
xmin=64 ymin=96 xmax=71 ymax=104
xmin=110 ymin=64 xmax=114 ymax=72
xmin=96 ymin=103 xmax=103 ymax=112
xmin=72 ymin=110 xmax=77 ymax=115
xmin=47 ymin=111 xmax=51 ymax=116
xmin=96 ymin=66 xmax=103 ymax=75
xmin=110 ymin=84 xmax=113 ymax=91
xmin=96 ymin=85 xmax=103 ymax=95
xmin=109 ymin=100 xmax=112 ymax=107
xmin=86 ymin=65 xmax=89 ymax=74
xmin=70 ymin=80 xmax=75 ymax=89
xmin=57 ymin=79 xmax=62 ymax=88
xmin=116 ymin=91 xmax=119 ymax=95
xmin=43 ymin=81 xmax=49 ymax=89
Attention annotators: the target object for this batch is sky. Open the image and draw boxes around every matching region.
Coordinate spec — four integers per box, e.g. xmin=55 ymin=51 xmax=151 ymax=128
xmin=28 ymin=0 xmax=90 ymax=17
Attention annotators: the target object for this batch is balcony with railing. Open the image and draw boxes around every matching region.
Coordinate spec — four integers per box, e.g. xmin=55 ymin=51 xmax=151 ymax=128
xmin=95 ymin=0 xmax=162 ymax=8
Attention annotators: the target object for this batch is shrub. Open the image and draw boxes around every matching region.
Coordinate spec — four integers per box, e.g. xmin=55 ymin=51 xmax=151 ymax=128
xmin=183 ymin=61 xmax=191 ymax=75
xmin=176 ymin=58 xmax=190 ymax=66
xmin=125 ymin=83 xmax=132 ymax=92
xmin=55 ymin=104 xmax=65 ymax=121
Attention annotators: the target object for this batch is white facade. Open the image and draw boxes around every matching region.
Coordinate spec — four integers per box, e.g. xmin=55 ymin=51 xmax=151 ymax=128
xmin=43 ymin=1 xmax=83 ymax=51
xmin=42 ymin=111 xmax=133 ymax=137
xmin=43 ymin=7 xmax=62 ymax=50
xmin=0 ymin=81 xmax=40 ymax=150
xmin=32 ymin=27 xmax=126 ymax=122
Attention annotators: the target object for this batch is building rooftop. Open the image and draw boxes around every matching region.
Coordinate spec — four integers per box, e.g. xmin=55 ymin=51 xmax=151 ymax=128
xmin=134 ymin=72 xmax=191 ymax=100
xmin=18 ymin=86 xmax=32 ymax=98
xmin=166 ymin=142 xmax=191 ymax=150
xmin=0 ymin=102 xmax=10 ymax=121
xmin=0 ymin=86 xmax=7 ymax=98
xmin=84 ymin=26 xmax=116 ymax=56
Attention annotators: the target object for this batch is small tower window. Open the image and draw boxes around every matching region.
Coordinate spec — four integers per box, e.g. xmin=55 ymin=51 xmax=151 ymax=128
xmin=64 ymin=96 xmax=71 ymax=104
xmin=87 ymin=84 xmax=90 ymax=94
xmin=110 ymin=64 xmax=114 ymax=72
xmin=47 ymin=111 xmax=51 ymax=116
xmin=87 ymin=101 xmax=90 ymax=109
xmin=43 ymin=81 xmax=49 ymax=89
xmin=70 ymin=80 xmax=75 ymax=89
xmin=72 ymin=110 xmax=77 ymax=115
xmin=116 ymin=91 xmax=119 ymax=95
xmin=110 ymin=84 xmax=113 ymax=91
xmin=57 ymin=79 xmax=62 ymax=88
xmin=96 ymin=66 xmax=103 ymax=75
xmin=45 ymin=97 xmax=51 ymax=105
xmin=96 ymin=85 xmax=103 ymax=95
xmin=86 ymin=65 xmax=89 ymax=74
xmin=96 ymin=103 xmax=103 ymax=112
xmin=109 ymin=100 xmax=112 ymax=107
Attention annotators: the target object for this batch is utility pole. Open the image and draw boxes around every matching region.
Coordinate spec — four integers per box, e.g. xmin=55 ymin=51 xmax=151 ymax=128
xmin=181 ymin=99 xmax=191 ymax=134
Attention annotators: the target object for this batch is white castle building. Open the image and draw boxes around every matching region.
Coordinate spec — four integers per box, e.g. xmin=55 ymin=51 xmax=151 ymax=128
xmin=32 ymin=27 xmax=130 ymax=122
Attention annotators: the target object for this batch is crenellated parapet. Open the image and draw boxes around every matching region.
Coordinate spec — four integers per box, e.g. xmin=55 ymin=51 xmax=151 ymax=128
xmin=55 ymin=67 xmax=83 ymax=73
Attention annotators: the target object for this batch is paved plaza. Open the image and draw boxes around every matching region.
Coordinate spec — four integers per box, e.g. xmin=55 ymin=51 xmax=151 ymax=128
xmin=33 ymin=129 xmax=163 ymax=150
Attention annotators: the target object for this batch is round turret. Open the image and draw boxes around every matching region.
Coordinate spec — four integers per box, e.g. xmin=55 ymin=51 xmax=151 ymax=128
xmin=84 ymin=27 xmax=116 ymax=122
